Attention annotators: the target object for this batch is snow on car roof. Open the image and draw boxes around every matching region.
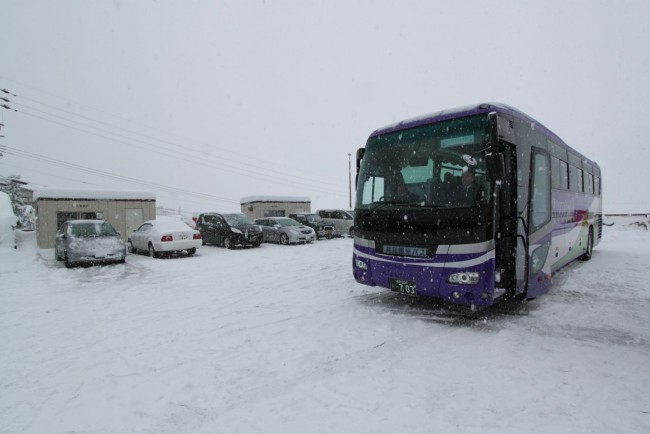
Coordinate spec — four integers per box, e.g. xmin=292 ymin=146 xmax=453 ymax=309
xmin=240 ymin=195 xmax=310 ymax=204
xmin=34 ymin=187 xmax=155 ymax=201
xmin=146 ymin=219 xmax=193 ymax=230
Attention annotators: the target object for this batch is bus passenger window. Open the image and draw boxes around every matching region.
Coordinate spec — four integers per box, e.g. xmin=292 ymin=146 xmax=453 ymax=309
xmin=559 ymin=161 xmax=569 ymax=189
xmin=586 ymin=173 xmax=594 ymax=194
xmin=551 ymin=156 xmax=560 ymax=188
xmin=577 ymin=168 xmax=584 ymax=192
xmin=569 ymin=166 xmax=577 ymax=191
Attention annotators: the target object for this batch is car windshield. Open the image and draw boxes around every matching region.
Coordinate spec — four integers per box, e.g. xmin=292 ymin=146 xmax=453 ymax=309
xmin=356 ymin=114 xmax=491 ymax=210
xmin=278 ymin=219 xmax=300 ymax=227
xmin=70 ymin=222 xmax=118 ymax=237
xmin=223 ymin=213 xmax=255 ymax=226
xmin=306 ymin=215 xmax=322 ymax=223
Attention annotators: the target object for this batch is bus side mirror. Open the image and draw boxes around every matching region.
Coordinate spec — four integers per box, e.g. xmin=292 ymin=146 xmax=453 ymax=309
xmin=355 ymin=148 xmax=365 ymax=188
xmin=485 ymin=153 xmax=504 ymax=181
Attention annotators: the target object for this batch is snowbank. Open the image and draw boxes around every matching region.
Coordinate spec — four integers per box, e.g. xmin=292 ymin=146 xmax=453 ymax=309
xmin=0 ymin=191 xmax=18 ymax=248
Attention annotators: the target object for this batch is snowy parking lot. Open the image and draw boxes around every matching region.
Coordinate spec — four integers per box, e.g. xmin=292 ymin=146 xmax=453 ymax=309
xmin=1 ymin=219 xmax=650 ymax=433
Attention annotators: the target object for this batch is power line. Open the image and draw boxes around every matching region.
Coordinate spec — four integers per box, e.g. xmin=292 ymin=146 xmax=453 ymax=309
xmin=0 ymin=160 xmax=240 ymax=211
xmin=1 ymin=81 xmax=347 ymax=193
xmin=2 ymin=144 xmax=240 ymax=205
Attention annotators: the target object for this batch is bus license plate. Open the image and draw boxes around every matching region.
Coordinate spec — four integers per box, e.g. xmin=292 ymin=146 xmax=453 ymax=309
xmin=389 ymin=278 xmax=416 ymax=296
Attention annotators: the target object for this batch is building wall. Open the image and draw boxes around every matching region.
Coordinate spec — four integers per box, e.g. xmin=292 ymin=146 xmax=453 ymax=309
xmin=36 ymin=199 xmax=155 ymax=248
xmin=241 ymin=201 xmax=311 ymax=220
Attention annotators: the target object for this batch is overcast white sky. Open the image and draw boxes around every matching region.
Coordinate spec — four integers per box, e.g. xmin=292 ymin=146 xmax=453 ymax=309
xmin=1 ymin=0 xmax=649 ymax=214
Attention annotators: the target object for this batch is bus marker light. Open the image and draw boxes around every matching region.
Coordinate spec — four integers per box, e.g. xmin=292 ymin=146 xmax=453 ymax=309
xmin=452 ymin=291 xmax=461 ymax=299
xmin=448 ymin=272 xmax=479 ymax=285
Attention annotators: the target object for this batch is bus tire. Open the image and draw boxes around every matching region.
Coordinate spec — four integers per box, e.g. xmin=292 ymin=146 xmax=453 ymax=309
xmin=580 ymin=227 xmax=594 ymax=261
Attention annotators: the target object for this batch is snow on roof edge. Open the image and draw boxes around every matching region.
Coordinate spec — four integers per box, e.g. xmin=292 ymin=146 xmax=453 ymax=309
xmin=240 ymin=195 xmax=311 ymax=204
xmin=34 ymin=187 xmax=156 ymax=201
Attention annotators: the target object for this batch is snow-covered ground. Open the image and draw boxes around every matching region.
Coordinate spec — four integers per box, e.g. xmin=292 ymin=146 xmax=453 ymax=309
xmin=1 ymin=217 xmax=649 ymax=433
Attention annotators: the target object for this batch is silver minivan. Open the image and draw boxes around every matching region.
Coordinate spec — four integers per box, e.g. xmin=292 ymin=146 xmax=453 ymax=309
xmin=317 ymin=209 xmax=354 ymax=237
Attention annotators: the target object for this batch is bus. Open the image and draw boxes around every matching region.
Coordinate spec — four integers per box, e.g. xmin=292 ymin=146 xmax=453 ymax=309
xmin=352 ymin=103 xmax=602 ymax=309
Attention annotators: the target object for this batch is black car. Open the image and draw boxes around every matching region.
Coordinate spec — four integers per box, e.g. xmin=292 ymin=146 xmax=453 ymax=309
xmin=195 ymin=212 xmax=263 ymax=248
xmin=288 ymin=213 xmax=334 ymax=240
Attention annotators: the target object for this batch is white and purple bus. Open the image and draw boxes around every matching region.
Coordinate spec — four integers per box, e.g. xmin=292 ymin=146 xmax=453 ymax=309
xmin=352 ymin=103 xmax=602 ymax=309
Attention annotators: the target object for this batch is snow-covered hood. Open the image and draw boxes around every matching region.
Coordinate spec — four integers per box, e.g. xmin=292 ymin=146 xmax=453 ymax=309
xmin=68 ymin=236 xmax=125 ymax=256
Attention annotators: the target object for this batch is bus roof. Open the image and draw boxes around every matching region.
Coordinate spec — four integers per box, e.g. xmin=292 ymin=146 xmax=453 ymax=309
xmin=369 ymin=102 xmax=599 ymax=171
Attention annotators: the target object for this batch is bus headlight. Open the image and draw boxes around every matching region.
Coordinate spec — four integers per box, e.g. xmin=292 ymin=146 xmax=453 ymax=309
xmin=355 ymin=259 xmax=368 ymax=270
xmin=448 ymin=272 xmax=479 ymax=285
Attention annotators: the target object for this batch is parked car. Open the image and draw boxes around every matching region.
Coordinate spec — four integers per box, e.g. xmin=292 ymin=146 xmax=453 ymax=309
xmin=255 ymin=217 xmax=316 ymax=245
xmin=128 ymin=219 xmax=202 ymax=257
xmin=288 ymin=213 xmax=334 ymax=239
xmin=317 ymin=209 xmax=355 ymax=237
xmin=54 ymin=219 xmax=126 ymax=268
xmin=195 ymin=212 xmax=263 ymax=248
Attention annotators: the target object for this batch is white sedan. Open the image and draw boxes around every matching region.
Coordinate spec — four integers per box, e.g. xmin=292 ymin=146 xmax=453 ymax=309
xmin=128 ymin=219 xmax=202 ymax=257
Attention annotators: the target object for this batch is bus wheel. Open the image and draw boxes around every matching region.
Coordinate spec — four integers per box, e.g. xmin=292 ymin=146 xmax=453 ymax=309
xmin=580 ymin=228 xmax=593 ymax=261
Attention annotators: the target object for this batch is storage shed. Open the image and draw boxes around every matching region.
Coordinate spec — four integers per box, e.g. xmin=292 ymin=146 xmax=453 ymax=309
xmin=240 ymin=195 xmax=311 ymax=220
xmin=33 ymin=188 xmax=156 ymax=248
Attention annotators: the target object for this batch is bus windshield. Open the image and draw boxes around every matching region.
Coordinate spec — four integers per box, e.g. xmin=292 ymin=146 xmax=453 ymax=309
xmin=355 ymin=114 xmax=491 ymax=210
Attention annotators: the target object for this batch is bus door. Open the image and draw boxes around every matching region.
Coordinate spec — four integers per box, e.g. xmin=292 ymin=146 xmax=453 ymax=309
xmin=525 ymin=149 xmax=553 ymax=299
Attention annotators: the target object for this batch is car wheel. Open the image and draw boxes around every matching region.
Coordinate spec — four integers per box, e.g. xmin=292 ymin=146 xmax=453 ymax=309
xmin=280 ymin=233 xmax=290 ymax=245
xmin=187 ymin=247 xmax=196 ymax=256
xmin=349 ymin=227 xmax=355 ymax=237
xmin=64 ymin=252 xmax=73 ymax=268
xmin=128 ymin=241 xmax=137 ymax=254
xmin=148 ymin=243 xmax=158 ymax=258
xmin=224 ymin=237 xmax=233 ymax=249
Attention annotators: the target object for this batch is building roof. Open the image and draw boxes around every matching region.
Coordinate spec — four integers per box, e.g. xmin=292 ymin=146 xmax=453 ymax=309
xmin=240 ymin=195 xmax=311 ymax=205
xmin=33 ymin=187 xmax=156 ymax=201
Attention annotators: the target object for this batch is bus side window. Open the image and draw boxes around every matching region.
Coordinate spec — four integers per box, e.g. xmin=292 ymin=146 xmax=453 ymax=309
xmin=577 ymin=168 xmax=584 ymax=192
xmin=361 ymin=176 xmax=385 ymax=204
xmin=559 ymin=160 xmax=569 ymax=189
xmin=551 ymin=156 xmax=560 ymax=189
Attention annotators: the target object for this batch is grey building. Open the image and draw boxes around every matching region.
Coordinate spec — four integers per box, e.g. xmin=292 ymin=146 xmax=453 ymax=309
xmin=33 ymin=188 xmax=156 ymax=248
xmin=240 ymin=195 xmax=311 ymax=220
